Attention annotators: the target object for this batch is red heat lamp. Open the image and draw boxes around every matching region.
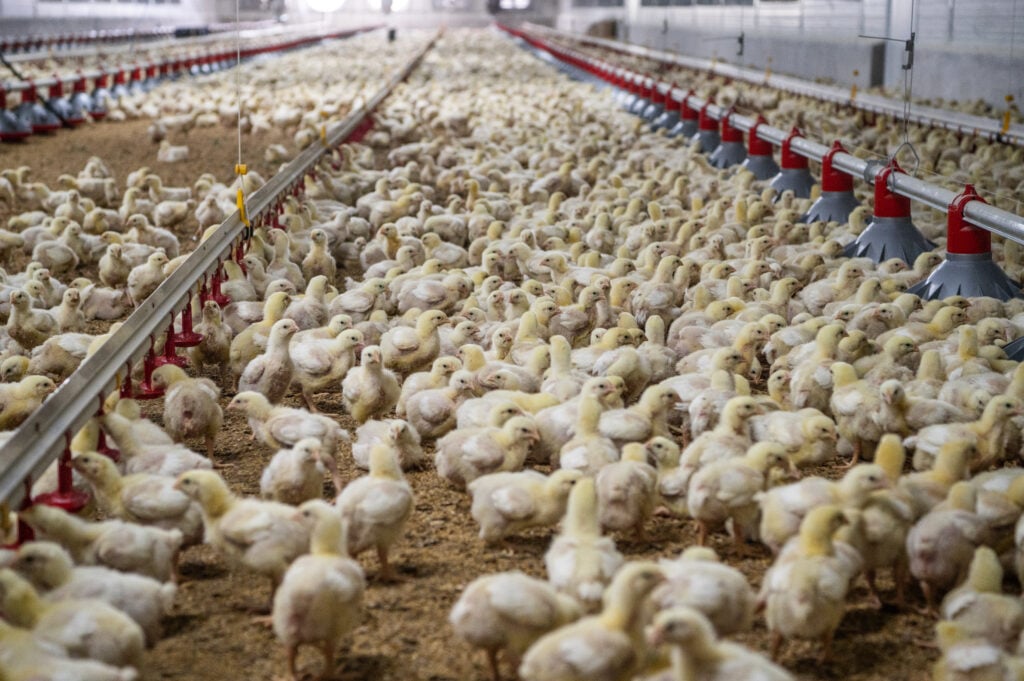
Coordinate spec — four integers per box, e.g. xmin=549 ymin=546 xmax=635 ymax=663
xmin=135 ymin=337 xmax=166 ymax=399
xmin=172 ymin=294 xmax=204 ymax=348
xmin=33 ymin=436 xmax=90 ymax=513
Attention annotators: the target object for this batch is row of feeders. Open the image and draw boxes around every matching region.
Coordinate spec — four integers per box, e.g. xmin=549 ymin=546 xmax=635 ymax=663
xmin=539 ymin=32 xmax=1023 ymax=307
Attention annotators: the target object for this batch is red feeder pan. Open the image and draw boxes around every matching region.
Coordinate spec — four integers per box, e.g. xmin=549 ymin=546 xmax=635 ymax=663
xmin=153 ymin=322 xmax=188 ymax=369
xmin=135 ymin=338 xmax=165 ymax=399
xmin=34 ymin=438 xmax=89 ymax=512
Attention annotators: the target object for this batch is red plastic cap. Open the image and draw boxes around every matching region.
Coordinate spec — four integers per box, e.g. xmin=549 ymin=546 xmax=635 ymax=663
xmin=873 ymin=159 xmax=912 ymax=219
xmin=748 ymin=115 xmax=773 ymax=156
xmin=48 ymin=77 xmax=63 ymax=98
xmin=946 ymin=184 xmax=990 ymax=255
xmin=721 ymin=108 xmax=742 ymax=142
xmin=72 ymin=76 xmax=86 ymax=93
xmin=680 ymin=90 xmax=697 ymax=119
xmin=698 ymin=103 xmax=718 ymax=132
xmin=780 ymin=127 xmax=808 ymax=169
xmin=821 ymin=140 xmax=853 ymax=192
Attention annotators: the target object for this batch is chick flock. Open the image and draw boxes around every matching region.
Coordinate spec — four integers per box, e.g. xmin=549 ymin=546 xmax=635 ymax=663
xmin=0 ymin=26 xmax=1024 ymax=681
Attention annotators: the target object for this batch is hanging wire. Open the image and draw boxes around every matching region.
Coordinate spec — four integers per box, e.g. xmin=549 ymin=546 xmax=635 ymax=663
xmin=236 ymin=0 xmax=243 ymax=170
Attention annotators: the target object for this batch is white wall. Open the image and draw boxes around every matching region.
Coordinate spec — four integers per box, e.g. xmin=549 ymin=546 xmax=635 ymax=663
xmin=554 ymin=0 xmax=1024 ymax=107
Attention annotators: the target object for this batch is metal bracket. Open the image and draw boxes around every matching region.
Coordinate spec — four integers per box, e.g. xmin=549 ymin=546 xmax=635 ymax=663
xmin=858 ymin=31 xmax=915 ymax=70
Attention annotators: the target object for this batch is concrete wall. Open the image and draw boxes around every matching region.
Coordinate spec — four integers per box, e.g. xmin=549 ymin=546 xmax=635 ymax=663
xmin=553 ymin=0 xmax=1024 ymax=108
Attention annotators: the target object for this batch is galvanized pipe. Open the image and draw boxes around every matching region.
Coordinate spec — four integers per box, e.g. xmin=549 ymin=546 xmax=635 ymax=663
xmin=0 ymin=32 xmax=437 ymax=509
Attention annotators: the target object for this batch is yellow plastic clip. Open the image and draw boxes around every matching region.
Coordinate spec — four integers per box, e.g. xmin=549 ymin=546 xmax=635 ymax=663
xmin=320 ymin=125 xmax=328 ymax=147
xmin=850 ymin=70 xmax=859 ymax=102
xmin=234 ymin=164 xmax=250 ymax=227
xmin=236 ymin=189 xmax=250 ymax=227
xmin=764 ymin=57 xmax=772 ymax=82
xmin=1003 ymin=95 xmax=1015 ymax=135
xmin=0 ymin=502 xmax=11 ymax=536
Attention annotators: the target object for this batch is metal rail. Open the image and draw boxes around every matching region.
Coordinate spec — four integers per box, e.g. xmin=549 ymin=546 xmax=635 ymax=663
xmin=3 ymin=22 xmax=338 ymax=66
xmin=0 ymin=31 xmax=438 ymax=509
xmin=502 ymin=24 xmax=1024 ymax=247
xmin=521 ymin=22 xmax=1024 ymax=147
xmin=1 ymin=25 xmax=382 ymax=97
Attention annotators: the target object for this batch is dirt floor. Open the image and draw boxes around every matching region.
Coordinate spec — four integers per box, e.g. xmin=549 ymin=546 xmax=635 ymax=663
xmin=2 ymin=99 xmax=940 ymax=681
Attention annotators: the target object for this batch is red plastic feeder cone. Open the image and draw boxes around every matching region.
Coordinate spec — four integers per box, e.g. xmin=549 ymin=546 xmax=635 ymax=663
xmin=909 ymin=184 xmax=1021 ymax=302
xmin=741 ymin=114 xmax=779 ymax=180
xmin=34 ymin=437 xmax=90 ymax=512
xmin=801 ymin=140 xmax=861 ymax=224
xmin=769 ymin=127 xmax=814 ymax=199
xmin=695 ymin=103 xmax=720 ymax=154
xmin=153 ymin=320 xmax=188 ymax=369
xmin=652 ymin=82 xmax=680 ymax=131
xmin=844 ymin=158 xmax=935 ymax=264
xmin=172 ymin=293 xmax=204 ymax=348
xmin=15 ymin=82 xmax=61 ymax=133
xmin=709 ymin=107 xmax=747 ymax=169
xmin=135 ymin=338 xmax=165 ymax=399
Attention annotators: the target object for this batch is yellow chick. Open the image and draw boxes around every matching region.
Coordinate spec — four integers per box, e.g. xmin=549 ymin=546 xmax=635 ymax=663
xmin=352 ymin=419 xmax=426 ymax=471
xmin=152 ymin=364 xmax=222 ymax=458
xmin=518 ymin=562 xmax=664 ymax=681
xmin=645 ymin=607 xmax=793 ymax=681
xmin=341 ymin=344 xmax=401 ymax=423
xmin=468 ymin=468 xmax=583 ymax=545
xmin=908 ymin=482 xmax=991 ymax=612
xmin=238 ymin=318 xmax=299 ymax=405
xmin=760 ymin=505 xmax=857 ymax=662
xmin=72 ymin=452 xmax=203 ymax=546
xmin=556 ymin=383 xmax=618 ymax=474
xmin=174 ymin=470 xmax=310 ymax=606
xmin=652 ymin=547 xmax=755 ymax=637
xmin=272 ymin=500 xmax=365 ymax=681
xmin=260 ymin=438 xmax=327 ymax=505
xmin=932 ymin=620 xmax=1024 ymax=681
xmin=680 ymin=396 xmax=764 ymax=468
xmin=335 ymin=441 xmax=413 ymax=582
xmin=228 ymin=290 xmax=291 ymax=381
xmin=126 ymin=250 xmax=169 ymax=306
xmin=450 ymin=571 xmax=583 ymax=681
xmin=597 ymin=384 xmax=677 ymax=449
xmin=396 ymin=355 xmax=462 ymax=417
xmin=596 ymin=442 xmax=658 ymax=539
xmin=688 ymin=442 xmax=791 ymax=548
xmin=21 ymin=504 xmax=182 ymax=582
xmin=9 ymin=541 xmax=175 ymax=646
xmin=404 ymin=369 xmax=478 ymax=440
xmin=758 ymin=464 xmax=890 ymax=554
xmin=0 ymin=375 xmax=55 ymax=431
xmin=380 ymin=308 xmax=448 ymax=376
xmin=0 ymin=617 xmax=139 ymax=681
xmin=545 ymin=477 xmax=625 ymax=613
xmin=6 ymin=289 xmax=58 ymax=350
xmin=906 ymin=395 xmax=1024 ymax=472
xmin=940 ymin=545 xmax=1024 ymax=651
xmin=0 ymin=568 xmax=145 ymax=668
xmin=188 ymin=300 xmax=233 ymax=380
xmin=749 ymin=408 xmax=838 ymax=469
xmin=435 ymin=415 xmax=539 ymax=490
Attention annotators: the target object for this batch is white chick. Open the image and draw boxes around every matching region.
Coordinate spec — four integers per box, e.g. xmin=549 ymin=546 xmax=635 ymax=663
xmin=545 ymin=477 xmax=625 ymax=612
xmin=10 ymin=541 xmax=175 ymax=646
xmin=645 ymin=607 xmax=793 ymax=681
xmin=21 ymin=504 xmax=182 ymax=582
xmin=451 ymin=571 xmax=583 ymax=681
xmin=518 ymin=562 xmax=665 ymax=681
xmin=651 ymin=547 xmax=755 ymax=637
xmin=260 ymin=438 xmax=327 ymax=505
xmin=688 ymin=442 xmax=791 ymax=548
xmin=596 ymin=442 xmax=658 ymax=539
xmin=335 ymin=441 xmax=413 ymax=581
xmin=469 ymin=469 xmax=584 ymax=545
xmin=272 ymin=500 xmax=365 ymax=681
xmin=351 ymin=418 xmax=426 ymax=471
xmin=941 ymin=545 xmax=1024 ymax=651
xmin=341 ymin=344 xmax=401 ymax=424
xmin=0 ymin=568 xmax=145 ymax=668
xmin=760 ymin=506 xmax=859 ymax=663
xmin=174 ymin=470 xmax=310 ymax=606
xmin=436 ymin=415 xmax=540 ymax=490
